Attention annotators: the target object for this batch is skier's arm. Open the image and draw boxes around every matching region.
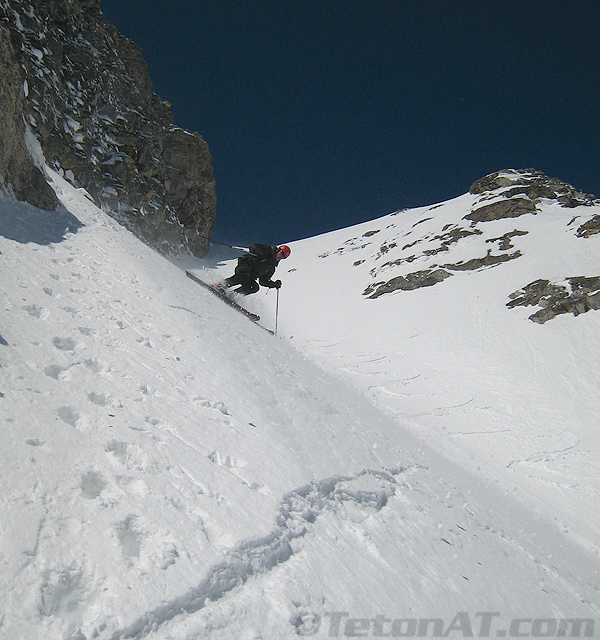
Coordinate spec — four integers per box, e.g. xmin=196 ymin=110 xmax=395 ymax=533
xmin=258 ymin=275 xmax=282 ymax=288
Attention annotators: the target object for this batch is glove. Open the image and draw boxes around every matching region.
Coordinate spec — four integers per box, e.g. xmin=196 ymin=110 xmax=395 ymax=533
xmin=272 ymin=279 xmax=282 ymax=289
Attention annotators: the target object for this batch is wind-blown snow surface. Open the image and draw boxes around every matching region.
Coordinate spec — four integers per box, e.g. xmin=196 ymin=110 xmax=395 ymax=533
xmin=268 ymin=192 xmax=600 ymax=559
xmin=1 ymin=173 xmax=599 ymax=639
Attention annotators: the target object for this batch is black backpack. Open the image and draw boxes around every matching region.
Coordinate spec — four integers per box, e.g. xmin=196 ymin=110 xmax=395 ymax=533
xmin=248 ymin=243 xmax=273 ymax=263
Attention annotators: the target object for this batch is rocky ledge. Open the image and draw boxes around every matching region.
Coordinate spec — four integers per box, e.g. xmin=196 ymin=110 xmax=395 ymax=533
xmin=469 ymin=168 xmax=597 ymax=212
xmin=508 ymin=277 xmax=600 ymax=324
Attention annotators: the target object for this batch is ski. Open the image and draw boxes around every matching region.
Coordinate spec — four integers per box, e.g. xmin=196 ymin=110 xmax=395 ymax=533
xmin=185 ymin=270 xmax=275 ymax=334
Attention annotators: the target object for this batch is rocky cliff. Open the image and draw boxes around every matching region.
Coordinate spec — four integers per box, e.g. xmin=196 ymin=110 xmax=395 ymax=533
xmin=0 ymin=24 xmax=59 ymax=210
xmin=0 ymin=0 xmax=216 ymax=255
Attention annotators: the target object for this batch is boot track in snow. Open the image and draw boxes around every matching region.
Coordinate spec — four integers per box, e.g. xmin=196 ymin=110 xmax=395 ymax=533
xmin=109 ymin=468 xmax=402 ymax=639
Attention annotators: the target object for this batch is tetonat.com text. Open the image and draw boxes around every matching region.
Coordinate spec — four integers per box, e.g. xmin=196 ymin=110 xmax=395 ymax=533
xmin=295 ymin=611 xmax=596 ymax=638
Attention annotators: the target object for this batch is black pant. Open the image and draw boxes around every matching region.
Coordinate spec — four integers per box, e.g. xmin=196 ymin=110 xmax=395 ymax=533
xmin=225 ymin=274 xmax=259 ymax=295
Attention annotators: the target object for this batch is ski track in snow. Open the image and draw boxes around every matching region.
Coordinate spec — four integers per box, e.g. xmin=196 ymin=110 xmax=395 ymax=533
xmin=110 ymin=468 xmax=402 ymax=640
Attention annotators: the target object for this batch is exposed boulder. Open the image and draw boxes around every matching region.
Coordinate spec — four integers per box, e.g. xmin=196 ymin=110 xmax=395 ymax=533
xmin=465 ymin=197 xmax=537 ymax=223
xmin=576 ymin=215 xmax=600 ymax=238
xmin=365 ymin=268 xmax=452 ymax=298
xmin=507 ymin=277 xmax=600 ymax=323
xmin=443 ymin=250 xmax=521 ymax=271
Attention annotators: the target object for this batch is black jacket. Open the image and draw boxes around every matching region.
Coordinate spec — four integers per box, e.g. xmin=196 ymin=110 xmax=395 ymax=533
xmin=235 ymin=243 xmax=280 ymax=287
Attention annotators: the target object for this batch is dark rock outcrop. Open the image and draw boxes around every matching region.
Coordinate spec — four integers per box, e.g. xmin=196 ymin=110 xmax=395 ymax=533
xmin=363 ymin=169 xmax=599 ymax=301
xmin=365 ymin=268 xmax=452 ymax=298
xmin=470 ymin=169 xmax=597 ymax=208
xmin=576 ymin=215 xmax=600 ymax=238
xmin=508 ymin=277 xmax=600 ymax=323
xmin=0 ymin=24 xmax=58 ymax=210
xmin=364 ymin=249 xmax=523 ymax=299
xmin=465 ymin=197 xmax=536 ymax=223
xmin=467 ymin=169 xmax=597 ymax=224
xmin=0 ymin=0 xmax=216 ymax=255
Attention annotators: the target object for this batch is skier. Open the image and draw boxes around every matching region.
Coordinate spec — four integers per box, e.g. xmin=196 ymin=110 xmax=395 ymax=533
xmin=224 ymin=244 xmax=291 ymax=295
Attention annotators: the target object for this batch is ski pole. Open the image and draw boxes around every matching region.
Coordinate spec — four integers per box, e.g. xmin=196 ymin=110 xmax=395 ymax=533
xmin=275 ymin=287 xmax=280 ymax=337
xmin=209 ymin=238 xmax=250 ymax=252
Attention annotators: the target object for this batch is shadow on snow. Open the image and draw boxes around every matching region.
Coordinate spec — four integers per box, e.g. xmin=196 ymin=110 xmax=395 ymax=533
xmin=0 ymin=197 xmax=83 ymax=245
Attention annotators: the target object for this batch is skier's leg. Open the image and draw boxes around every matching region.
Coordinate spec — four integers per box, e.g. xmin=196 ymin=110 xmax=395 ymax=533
xmin=234 ymin=277 xmax=259 ymax=295
xmin=224 ymin=275 xmax=240 ymax=287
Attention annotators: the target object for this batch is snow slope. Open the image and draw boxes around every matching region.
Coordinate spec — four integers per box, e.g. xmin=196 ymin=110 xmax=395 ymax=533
xmin=273 ymin=188 xmax=600 ymax=558
xmin=1 ymin=172 xmax=599 ymax=640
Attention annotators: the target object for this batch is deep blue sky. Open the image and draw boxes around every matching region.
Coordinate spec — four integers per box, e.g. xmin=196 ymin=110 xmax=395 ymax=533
xmin=100 ymin=0 xmax=600 ymax=246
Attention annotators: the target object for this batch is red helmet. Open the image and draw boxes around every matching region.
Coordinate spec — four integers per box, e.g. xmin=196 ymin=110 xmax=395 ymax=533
xmin=279 ymin=245 xmax=291 ymax=258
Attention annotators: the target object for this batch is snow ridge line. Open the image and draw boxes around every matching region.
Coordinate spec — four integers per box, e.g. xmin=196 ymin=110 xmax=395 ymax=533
xmin=110 ymin=467 xmax=404 ymax=640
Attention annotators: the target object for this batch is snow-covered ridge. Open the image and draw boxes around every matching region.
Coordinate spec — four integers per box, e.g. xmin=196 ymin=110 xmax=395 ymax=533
xmin=299 ymin=169 xmax=599 ymax=304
